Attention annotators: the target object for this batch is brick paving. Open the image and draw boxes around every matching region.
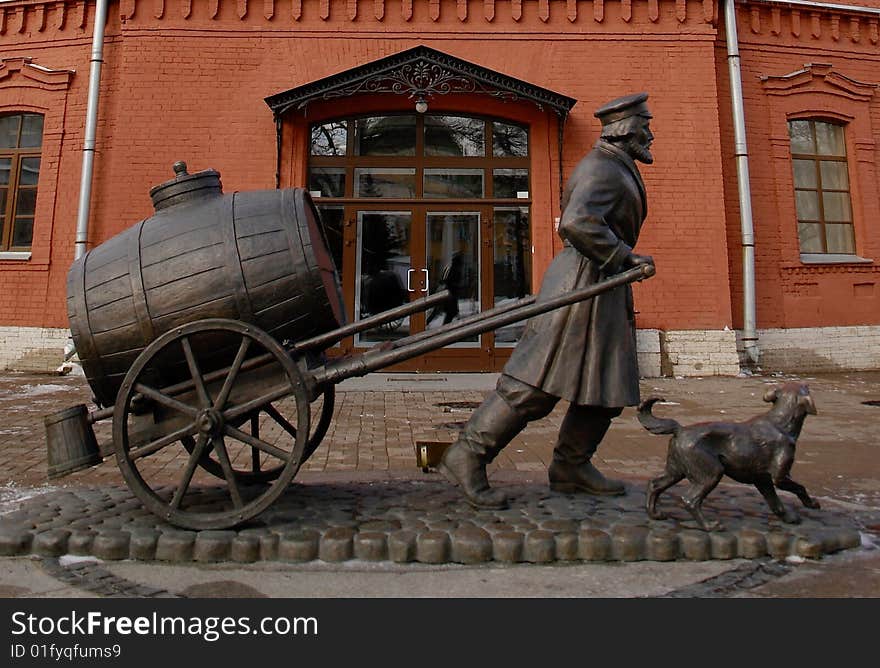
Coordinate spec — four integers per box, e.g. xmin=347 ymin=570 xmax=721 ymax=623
xmin=0 ymin=369 xmax=877 ymax=567
xmin=3 ymin=369 xmax=878 ymax=513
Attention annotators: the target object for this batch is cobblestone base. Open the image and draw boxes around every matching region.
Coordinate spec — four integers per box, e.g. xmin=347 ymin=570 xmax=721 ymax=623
xmin=0 ymin=481 xmax=864 ymax=565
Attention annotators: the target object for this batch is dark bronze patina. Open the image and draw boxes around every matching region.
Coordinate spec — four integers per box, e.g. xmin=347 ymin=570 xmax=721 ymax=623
xmin=49 ymin=159 xmax=654 ymax=530
xmin=639 ymin=382 xmax=821 ymax=531
xmin=67 ymin=163 xmax=345 ymax=409
xmin=437 ymin=93 xmax=657 ymax=509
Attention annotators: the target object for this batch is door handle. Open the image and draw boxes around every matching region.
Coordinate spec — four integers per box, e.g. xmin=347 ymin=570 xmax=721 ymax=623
xmin=421 ymin=268 xmax=429 ymax=293
xmin=406 ymin=268 xmax=415 ymax=292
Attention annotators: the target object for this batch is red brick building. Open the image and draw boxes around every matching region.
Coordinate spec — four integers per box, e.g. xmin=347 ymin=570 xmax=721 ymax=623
xmin=1 ymin=0 xmax=878 ymax=375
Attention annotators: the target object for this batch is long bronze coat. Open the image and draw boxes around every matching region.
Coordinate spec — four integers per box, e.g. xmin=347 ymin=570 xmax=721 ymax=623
xmin=503 ymin=139 xmax=647 ymax=407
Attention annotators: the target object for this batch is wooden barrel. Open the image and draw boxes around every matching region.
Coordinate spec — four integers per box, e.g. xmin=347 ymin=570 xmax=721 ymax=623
xmin=67 ymin=168 xmax=344 ymax=407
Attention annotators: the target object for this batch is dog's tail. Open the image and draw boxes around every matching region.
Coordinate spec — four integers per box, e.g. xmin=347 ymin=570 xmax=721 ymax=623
xmin=637 ymin=397 xmax=681 ymax=435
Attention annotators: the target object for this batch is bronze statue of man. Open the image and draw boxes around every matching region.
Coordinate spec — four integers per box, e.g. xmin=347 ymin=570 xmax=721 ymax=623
xmin=439 ymin=92 xmax=656 ymax=509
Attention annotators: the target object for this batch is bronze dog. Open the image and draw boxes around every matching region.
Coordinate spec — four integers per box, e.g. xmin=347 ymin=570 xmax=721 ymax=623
xmin=638 ymin=382 xmax=820 ymax=531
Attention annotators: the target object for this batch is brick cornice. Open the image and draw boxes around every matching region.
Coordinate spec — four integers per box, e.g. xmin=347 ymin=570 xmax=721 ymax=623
xmin=0 ymin=0 xmax=720 ymax=31
xmin=739 ymin=0 xmax=880 ymax=46
xmin=132 ymin=0 xmax=718 ymax=25
xmin=0 ymin=0 xmax=89 ymax=36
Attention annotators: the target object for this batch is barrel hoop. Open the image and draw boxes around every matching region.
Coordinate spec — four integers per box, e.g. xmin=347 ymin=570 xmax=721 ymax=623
xmin=149 ymin=292 xmax=236 ymax=322
xmin=293 ymin=189 xmax=315 ymax=273
xmin=296 ymin=189 xmax=342 ymax=324
xmin=69 ymin=253 xmax=104 ymax=391
xmin=285 ymin=189 xmax=321 ymax=329
xmin=128 ymin=219 xmax=155 ymax=346
xmin=140 ymin=218 xmax=221 ymax=253
xmin=253 ymin=293 xmax=305 ymax=320
xmin=228 ymin=192 xmax=255 ymax=325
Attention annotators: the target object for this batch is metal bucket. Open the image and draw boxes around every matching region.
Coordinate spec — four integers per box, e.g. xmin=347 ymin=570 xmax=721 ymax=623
xmin=45 ymin=404 xmax=102 ymax=479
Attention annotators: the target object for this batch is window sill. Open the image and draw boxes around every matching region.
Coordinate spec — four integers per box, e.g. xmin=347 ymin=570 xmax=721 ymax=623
xmin=800 ymin=253 xmax=873 ymax=265
xmin=0 ymin=251 xmax=32 ymax=261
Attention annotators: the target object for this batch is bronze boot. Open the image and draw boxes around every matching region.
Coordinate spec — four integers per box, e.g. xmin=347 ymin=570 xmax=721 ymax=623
xmin=548 ymin=459 xmax=626 ymax=496
xmin=437 ymin=442 xmax=508 ymax=510
xmin=437 ymin=391 xmax=528 ymax=510
xmin=548 ymin=405 xmax=626 ymax=496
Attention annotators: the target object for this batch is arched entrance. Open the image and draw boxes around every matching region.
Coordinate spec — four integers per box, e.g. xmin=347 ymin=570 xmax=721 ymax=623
xmin=266 ymin=47 xmax=575 ymax=371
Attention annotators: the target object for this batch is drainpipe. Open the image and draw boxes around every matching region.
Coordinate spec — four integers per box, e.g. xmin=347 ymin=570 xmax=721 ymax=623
xmin=73 ymin=0 xmax=109 ymax=260
xmin=723 ymin=0 xmax=760 ymax=366
xmin=63 ymin=0 xmax=109 ymax=370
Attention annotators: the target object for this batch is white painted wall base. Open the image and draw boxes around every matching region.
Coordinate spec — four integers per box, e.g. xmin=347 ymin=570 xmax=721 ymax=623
xmin=0 ymin=326 xmax=70 ymax=373
xmin=2 ymin=325 xmax=878 ymax=378
xmin=659 ymin=329 xmax=742 ymax=377
xmin=636 ymin=329 xmax=662 ymax=378
xmin=739 ymin=326 xmax=880 ymax=372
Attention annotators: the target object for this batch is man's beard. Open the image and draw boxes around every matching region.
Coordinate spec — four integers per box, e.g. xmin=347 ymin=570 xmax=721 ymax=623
xmin=626 ymin=139 xmax=653 ymax=164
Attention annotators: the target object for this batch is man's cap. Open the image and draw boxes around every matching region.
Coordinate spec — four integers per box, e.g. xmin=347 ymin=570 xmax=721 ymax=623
xmin=594 ymin=93 xmax=651 ymax=125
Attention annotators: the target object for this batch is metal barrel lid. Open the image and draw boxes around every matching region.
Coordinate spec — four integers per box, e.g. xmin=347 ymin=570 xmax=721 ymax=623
xmin=149 ymin=160 xmax=223 ymax=211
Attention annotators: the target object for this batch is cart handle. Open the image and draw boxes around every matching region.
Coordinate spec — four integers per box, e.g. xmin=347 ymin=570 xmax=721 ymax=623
xmin=289 ymin=290 xmax=451 ymax=354
xmin=313 ymin=263 xmax=655 ymax=388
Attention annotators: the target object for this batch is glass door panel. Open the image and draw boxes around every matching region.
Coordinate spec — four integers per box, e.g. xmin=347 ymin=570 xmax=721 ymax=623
xmin=355 ymin=211 xmax=413 ymax=346
xmin=425 ymin=212 xmax=480 ymax=346
xmin=493 ymin=207 xmax=532 ymax=346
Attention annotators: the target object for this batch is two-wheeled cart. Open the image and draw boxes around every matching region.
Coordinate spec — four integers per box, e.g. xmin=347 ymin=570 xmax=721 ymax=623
xmin=47 ymin=163 xmax=654 ymax=530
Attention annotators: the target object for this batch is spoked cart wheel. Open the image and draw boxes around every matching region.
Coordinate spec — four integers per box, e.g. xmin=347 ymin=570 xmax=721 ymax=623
xmin=183 ymin=385 xmax=335 ymax=484
xmin=113 ymin=318 xmax=311 ymax=530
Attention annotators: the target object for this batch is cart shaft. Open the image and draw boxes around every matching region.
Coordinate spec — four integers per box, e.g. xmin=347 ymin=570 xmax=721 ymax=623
xmin=313 ymin=264 xmax=654 ymax=387
xmin=290 ymin=290 xmax=450 ymax=353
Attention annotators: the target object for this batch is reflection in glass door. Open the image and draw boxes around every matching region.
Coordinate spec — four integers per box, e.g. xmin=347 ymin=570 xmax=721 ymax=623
xmin=493 ymin=207 xmax=531 ymax=346
xmin=425 ymin=212 xmax=480 ymax=345
xmin=308 ymin=113 xmax=533 ymax=370
xmin=355 ymin=211 xmax=412 ymax=345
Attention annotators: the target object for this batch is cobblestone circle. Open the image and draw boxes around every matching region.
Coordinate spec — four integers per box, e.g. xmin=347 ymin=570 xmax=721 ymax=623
xmin=0 ymin=481 xmax=863 ymax=564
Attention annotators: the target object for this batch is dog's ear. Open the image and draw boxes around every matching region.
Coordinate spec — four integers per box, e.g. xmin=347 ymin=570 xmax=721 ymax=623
xmin=763 ymin=387 xmax=779 ymax=403
xmin=801 ymin=393 xmax=818 ymax=415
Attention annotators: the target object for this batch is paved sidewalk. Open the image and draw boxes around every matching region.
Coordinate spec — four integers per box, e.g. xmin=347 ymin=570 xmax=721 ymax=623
xmin=0 ymin=370 xmax=879 ymax=597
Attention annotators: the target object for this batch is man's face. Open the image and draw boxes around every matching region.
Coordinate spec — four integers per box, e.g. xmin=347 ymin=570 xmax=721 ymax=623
xmin=625 ymin=116 xmax=654 ymax=164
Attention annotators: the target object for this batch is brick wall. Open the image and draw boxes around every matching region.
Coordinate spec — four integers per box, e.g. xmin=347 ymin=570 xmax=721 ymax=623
xmin=1 ymin=0 xmax=879 ymax=377
xmin=721 ymin=2 xmax=880 ymax=333
xmin=0 ymin=0 xmax=733 ymax=337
